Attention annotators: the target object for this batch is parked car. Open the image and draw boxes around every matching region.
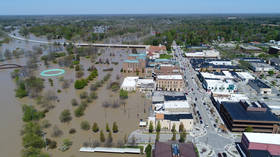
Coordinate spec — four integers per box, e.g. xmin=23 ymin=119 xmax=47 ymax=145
xmin=218 ymin=153 xmax=222 ymax=157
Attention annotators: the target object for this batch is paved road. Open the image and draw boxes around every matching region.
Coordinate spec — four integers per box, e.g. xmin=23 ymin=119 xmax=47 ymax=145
xmin=173 ymin=44 xmax=237 ymax=156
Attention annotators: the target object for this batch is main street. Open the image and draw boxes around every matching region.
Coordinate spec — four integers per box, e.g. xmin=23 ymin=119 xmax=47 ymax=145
xmin=174 ymin=45 xmax=238 ymax=156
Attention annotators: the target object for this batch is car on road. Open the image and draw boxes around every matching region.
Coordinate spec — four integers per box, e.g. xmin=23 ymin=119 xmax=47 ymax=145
xmin=203 ymin=102 xmax=206 ymax=105
xmin=205 ymin=124 xmax=209 ymax=128
xmin=195 ymin=97 xmax=197 ymax=101
xmin=213 ymin=124 xmax=217 ymax=128
xmin=200 ymin=121 xmax=203 ymax=124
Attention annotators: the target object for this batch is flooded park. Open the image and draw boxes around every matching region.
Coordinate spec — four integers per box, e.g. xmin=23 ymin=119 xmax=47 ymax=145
xmin=0 ymin=33 xmax=149 ymax=157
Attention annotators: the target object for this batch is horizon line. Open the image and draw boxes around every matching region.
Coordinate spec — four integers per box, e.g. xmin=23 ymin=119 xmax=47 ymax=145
xmin=1 ymin=12 xmax=280 ymax=16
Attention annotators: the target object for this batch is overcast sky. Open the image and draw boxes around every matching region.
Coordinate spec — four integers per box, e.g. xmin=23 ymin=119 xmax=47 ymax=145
xmin=1 ymin=0 xmax=280 ymax=15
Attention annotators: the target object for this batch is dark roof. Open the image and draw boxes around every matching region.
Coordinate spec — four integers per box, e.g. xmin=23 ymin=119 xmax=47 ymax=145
xmin=222 ymin=102 xmax=280 ymax=122
xmin=164 ymin=114 xmax=193 ymax=121
xmin=249 ymin=79 xmax=271 ymax=89
xmin=240 ymin=57 xmax=264 ymax=63
xmin=154 ymin=142 xmax=172 ymax=157
xmin=154 ymin=142 xmax=197 ymax=157
xmin=164 ymin=95 xmax=186 ymax=101
xmin=249 ymin=150 xmax=273 ymax=157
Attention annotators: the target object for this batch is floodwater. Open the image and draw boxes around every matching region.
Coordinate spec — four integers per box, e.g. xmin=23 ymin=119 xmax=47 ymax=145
xmin=0 ymin=37 xmax=148 ymax=157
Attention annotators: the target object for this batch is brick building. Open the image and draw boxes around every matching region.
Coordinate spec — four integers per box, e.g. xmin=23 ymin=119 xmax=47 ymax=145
xmin=122 ymin=53 xmax=146 ymax=73
xmin=156 ymin=75 xmax=184 ymax=92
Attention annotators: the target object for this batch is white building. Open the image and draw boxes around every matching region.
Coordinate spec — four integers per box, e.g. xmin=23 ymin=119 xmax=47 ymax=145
xmin=200 ymin=71 xmax=234 ymax=81
xmin=121 ymin=77 xmax=155 ymax=92
xmin=120 ymin=77 xmax=139 ymax=91
xmin=250 ymin=63 xmax=274 ymax=72
xmin=204 ymin=79 xmax=237 ymax=94
xmin=236 ymin=72 xmax=255 ymax=82
xmin=209 ymin=60 xmax=232 ymax=66
xmin=154 ymin=100 xmax=190 ymax=113
xmin=185 ymin=49 xmax=220 ymax=58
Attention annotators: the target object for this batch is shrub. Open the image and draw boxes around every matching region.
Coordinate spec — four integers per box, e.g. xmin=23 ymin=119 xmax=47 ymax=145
xmin=69 ymin=128 xmax=76 ymax=134
xmin=100 ymin=130 xmax=105 ymax=143
xmin=80 ymin=91 xmax=88 ymax=99
xmin=119 ymin=89 xmax=128 ymax=99
xmin=90 ymin=92 xmax=98 ymax=99
xmin=92 ymin=122 xmax=99 ymax=133
xmin=41 ymin=120 xmax=51 ymax=128
xmin=71 ymin=99 xmax=79 ymax=106
xmin=74 ymin=105 xmax=85 ymax=117
xmin=59 ymin=109 xmax=72 ymax=123
xmin=80 ymin=121 xmax=90 ymax=130
xmin=148 ymin=122 xmax=153 ymax=133
xmin=22 ymin=105 xmax=45 ymax=122
xmin=145 ymin=144 xmax=152 ymax=157
xmin=74 ymin=79 xmax=88 ymax=89
xmin=112 ymin=122 xmax=118 ymax=133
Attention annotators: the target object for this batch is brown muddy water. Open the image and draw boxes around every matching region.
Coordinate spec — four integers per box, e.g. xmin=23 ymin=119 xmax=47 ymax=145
xmin=0 ymin=40 xmax=148 ymax=157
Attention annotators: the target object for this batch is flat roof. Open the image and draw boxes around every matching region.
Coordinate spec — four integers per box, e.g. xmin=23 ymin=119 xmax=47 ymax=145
xmin=244 ymin=132 xmax=280 ymax=145
xmin=164 ymin=114 xmax=193 ymax=121
xmin=164 ymin=95 xmax=186 ymax=101
xmin=128 ymin=53 xmax=146 ymax=57
xmin=121 ymin=77 xmax=139 ymax=88
xmin=164 ymin=101 xmax=190 ymax=109
xmin=222 ymin=102 xmax=279 ymax=122
xmin=124 ymin=59 xmax=139 ymax=63
xmin=157 ymin=75 xmax=183 ymax=80
xmin=80 ymin=147 xmax=141 ymax=154
xmin=249 ymin=79 xmax=271 ymax=89
xmin=236 ymin=72 xmax=255 ymax=80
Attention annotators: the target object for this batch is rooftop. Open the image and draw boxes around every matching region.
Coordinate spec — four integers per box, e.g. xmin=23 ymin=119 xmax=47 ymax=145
xmin=222 ymin=101 xmax=279 ymax=122
xmin=236 ymin=72 xmax=255 ymax=80
xmin=249 ymin=79 xmax=271 ymax=89
xmin=124 ymin=59 xmax=139 ymax=63
xmin=154 ymin=142 xmax=197 ymax=157
xmin=244 ymin=132 xmax=280 ymax=145
xmin=121 ymin=77 xmax=139 ymax=88
xmin=164 ymin=114 xmax=193 ymax=121
xmin=164 ymin=95 xmax=186 ymax=101
xmin=157 ymin=75 xmax=183 ymax=80
xmin=128 ymin=53 xmax=147 ymax=57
